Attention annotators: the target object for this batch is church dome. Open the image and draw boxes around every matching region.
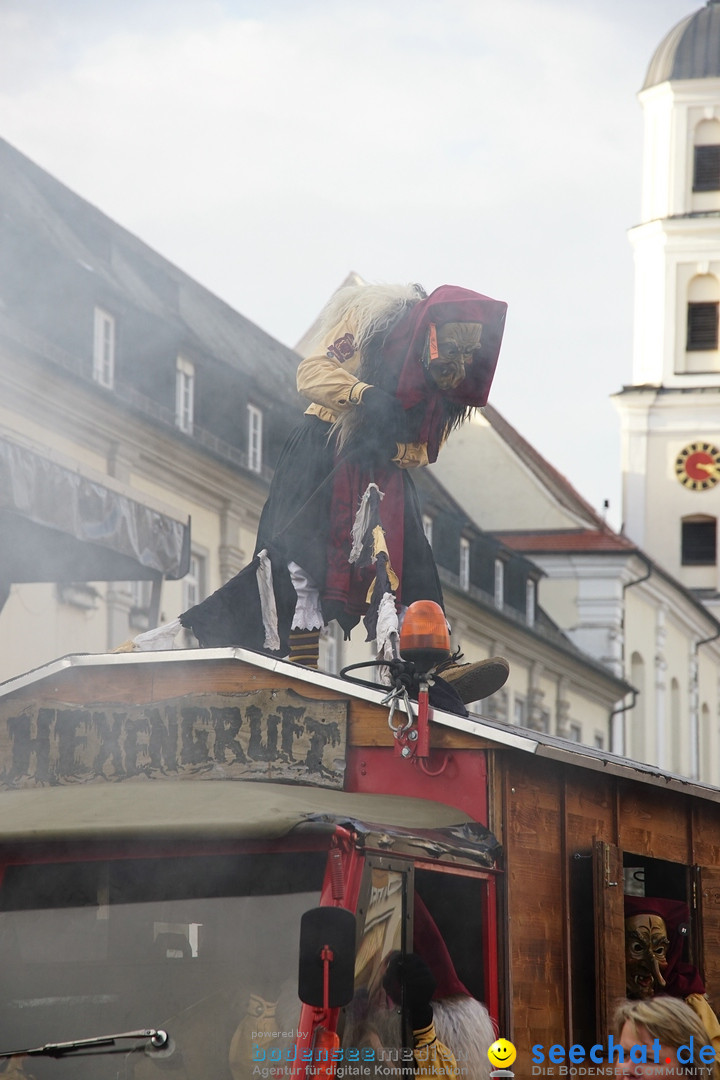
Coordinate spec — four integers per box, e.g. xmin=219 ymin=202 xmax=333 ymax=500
xmin=643 ymin=1 xmax=720 ymax=89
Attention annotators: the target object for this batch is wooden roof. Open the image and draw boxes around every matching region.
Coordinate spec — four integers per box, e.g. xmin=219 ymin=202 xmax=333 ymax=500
xmin=1 ymin=648 xmax=718 ymax=806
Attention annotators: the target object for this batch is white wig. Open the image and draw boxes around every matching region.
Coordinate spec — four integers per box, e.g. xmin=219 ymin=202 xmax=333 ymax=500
xmin=303 ymin=282 xmax=425 ymax=357
xmin=432 ymin=995 xmax=497 ymax=1080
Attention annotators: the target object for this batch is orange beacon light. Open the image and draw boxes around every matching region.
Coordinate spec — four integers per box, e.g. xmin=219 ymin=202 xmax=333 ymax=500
xmin=398 ymin=601 xmax=451 ymax=671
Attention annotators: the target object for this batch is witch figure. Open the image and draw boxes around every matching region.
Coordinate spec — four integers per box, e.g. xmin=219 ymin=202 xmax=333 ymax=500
xmin=180 ymin=281 xmax=510 ymax=707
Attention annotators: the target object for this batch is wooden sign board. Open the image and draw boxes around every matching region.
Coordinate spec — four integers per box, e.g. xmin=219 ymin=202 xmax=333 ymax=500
xmin=0 ymin=688 xmax=348 ymax=790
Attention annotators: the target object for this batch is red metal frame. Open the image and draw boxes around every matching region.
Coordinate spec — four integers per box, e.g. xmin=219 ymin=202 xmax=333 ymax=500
xmin=292 ymin=830 xmax=502 ymax=1075
xmin=412 ymin=858 xmax=501 ymax=1027
xmin=345 ymin=746 xmax=490 ymax=823
xmin=0 ymin=833 xmax=334 ymax=887
xmin=293 ymin=827 xmax=365 ymax=1080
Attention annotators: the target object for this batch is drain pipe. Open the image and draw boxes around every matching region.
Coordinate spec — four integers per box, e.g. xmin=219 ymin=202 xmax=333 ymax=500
xmin=611 ymin=553 xmax=653 ymax=755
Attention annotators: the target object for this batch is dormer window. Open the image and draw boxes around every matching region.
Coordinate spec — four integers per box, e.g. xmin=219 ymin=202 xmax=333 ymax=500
xmin=93 ymin=307 xmax=115 ymax=388
xmin=494 ymin=558 xmax=504 ymax=609
xmin=526 ymin=578 xmax=536 ymax=627
xmin=248 ymin=404 xmax=263 ymax=473
xmin=176 ymin=356 xmax=194 ymax=434
xmin=459 ymin=537 xmax=470 ymax=591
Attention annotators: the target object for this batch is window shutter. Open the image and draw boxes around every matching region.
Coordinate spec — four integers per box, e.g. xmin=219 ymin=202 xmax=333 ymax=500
xmin=681 ymin=518 xmax=717 ymax=565
xmin=687 ymin=302 xmax=719 ymax=351
xmin=693 ymin=145 xmax=720 ymax=192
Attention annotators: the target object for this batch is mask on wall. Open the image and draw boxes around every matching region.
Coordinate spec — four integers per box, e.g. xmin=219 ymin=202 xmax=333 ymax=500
xmin=624 ymin=912 xmax=670 ymax=998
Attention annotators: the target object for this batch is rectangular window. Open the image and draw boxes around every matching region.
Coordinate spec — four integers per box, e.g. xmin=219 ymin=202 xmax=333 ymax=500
xmin=248 ymin=405 xmax=263 ymax=473
xmin=459 ymin=537 xmax=470 ymax=591
xmin=569 ymin=722 xmax=582 ymax=743
xmin=176 ymin=356 xmax=195 ymax=433
xmin=0 ymin=851 xmax=324 ymax=1060
xmin=693 ymin=145 xmax=720 ymax=192
xmin=320 ymin=626 xmax=340 ymax=675
xmin=513 ymin=696 xmax=526 ymax=726
xmin=687 ymin=302 xmax=719 ymax=351
xmin=422 ymin=514 xmax=434 ymax=546
xmin=130 ymin=580 xmax=152 ymax=609
xmin=525 ymin=578 xmax=536 ymax=627
xmin=129 ymin=579 xmax=153 ymax=630
xmin=494 ymin=558 xmax=504 ymax=609
xmin=681 ymin=518 xmax=717 ymax=565
xmin=57 ymin=583 xmax=99 ymax=610
xmin=93 ymin=307 xmax=115 ymax=387
xmin=182 ymin=554 xmax=205 ymax=611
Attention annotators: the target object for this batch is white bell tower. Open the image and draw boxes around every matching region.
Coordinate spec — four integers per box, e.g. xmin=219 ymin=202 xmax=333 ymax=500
xmin=615 ymin=0 xmax=720 ymax=613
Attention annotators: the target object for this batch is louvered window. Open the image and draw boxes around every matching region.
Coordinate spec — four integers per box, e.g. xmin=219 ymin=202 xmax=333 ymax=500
xmin=687 ymin=302 xmax=719 ymax=350
xmin=681 ymin=518 xmax=717 ymax=566
xmin=693 ymin=145 xmax=720 ymax=192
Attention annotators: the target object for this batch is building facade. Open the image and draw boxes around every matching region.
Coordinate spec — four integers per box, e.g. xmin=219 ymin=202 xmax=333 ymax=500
xmin=431 ymin=403 xmax=720 ymax=784
xmin=615 ymin=1 xmax=720 ymax=619
xmin=0 ymin=136 xmax=302 ymax=678
xmin=430 ymin=6 xmax=720 ymax=785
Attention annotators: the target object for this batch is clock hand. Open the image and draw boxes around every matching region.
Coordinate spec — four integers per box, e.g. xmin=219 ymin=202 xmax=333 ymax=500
xmin=694 ymin=461 xmax=720 ymax=477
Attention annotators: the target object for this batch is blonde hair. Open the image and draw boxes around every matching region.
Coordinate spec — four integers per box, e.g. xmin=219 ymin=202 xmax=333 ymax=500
xmin=614 ymin=997 xmax=713 ymax=1076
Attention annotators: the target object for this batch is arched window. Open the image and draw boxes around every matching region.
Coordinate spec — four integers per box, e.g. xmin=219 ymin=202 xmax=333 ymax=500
xmin=628 ymin=652 xmax=646 ymax=761
xmin=670 ymin=676 xmax=682 ymax=773
xmin=693 ymin=119 xmax=720 ymax=192
xmin=700 ymin=702 xmax=712 ymax=783
xmin=681 ymin=514 xmax=717 ymax=565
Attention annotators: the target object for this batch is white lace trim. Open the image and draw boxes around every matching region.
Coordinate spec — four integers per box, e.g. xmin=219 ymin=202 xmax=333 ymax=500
xmin=288 ymin=561 xmax=324 ymax=631
xmin=375 ymin=591 xmax=400 ymax=660
xmin=130 ymin=617 xmax=183 ymax=651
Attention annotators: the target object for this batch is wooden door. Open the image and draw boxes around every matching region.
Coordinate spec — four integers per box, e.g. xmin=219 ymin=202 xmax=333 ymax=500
xmin=699 ymin=865 xmax=720 ymax=1010
xmin=593 ymin=839 xmax=626 ymax=1039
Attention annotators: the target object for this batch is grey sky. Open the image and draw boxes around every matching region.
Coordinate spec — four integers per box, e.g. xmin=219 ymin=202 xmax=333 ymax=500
xmin=0 ymin=0 xmax=702 ymax=528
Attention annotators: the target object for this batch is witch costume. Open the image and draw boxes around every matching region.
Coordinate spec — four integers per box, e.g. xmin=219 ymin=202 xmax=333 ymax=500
xmin=180 ymin=282 xmax=509 ymax=701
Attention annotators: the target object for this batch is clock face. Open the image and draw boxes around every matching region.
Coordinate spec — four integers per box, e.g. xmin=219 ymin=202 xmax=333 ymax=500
xmin=675 ymin=441 xmax=720 ymax=490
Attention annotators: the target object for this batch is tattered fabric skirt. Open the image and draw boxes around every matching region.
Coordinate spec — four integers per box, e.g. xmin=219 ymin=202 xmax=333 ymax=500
xmin=180 ymin=415 xmax=443 ymax=654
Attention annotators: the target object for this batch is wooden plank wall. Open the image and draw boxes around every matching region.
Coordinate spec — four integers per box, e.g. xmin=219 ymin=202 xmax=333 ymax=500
xmin=499 ymin=749 xmax=720 ymax=1073
xmin=501 ymin=755 xmax=569 ymax=1059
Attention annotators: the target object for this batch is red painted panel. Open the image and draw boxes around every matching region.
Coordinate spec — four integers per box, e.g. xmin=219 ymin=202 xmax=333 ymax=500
xmin=345 ymin=746 xmax=488 ymax=824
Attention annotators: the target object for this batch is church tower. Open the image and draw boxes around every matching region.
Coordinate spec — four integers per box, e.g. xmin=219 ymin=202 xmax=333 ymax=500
xmin=615 ymin=1 xmax=720 ymax=617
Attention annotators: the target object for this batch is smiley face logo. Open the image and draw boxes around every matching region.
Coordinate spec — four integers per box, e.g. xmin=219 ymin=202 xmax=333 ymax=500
xmin=488 ymin=1039 xmax=517 ymax=1069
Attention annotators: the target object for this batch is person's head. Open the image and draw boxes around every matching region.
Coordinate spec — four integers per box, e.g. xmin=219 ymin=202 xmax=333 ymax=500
xmin=426 ymin=321 xmax=483 ymax=390
xmin=614 ymin=996 xmax=713 ymax=1078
